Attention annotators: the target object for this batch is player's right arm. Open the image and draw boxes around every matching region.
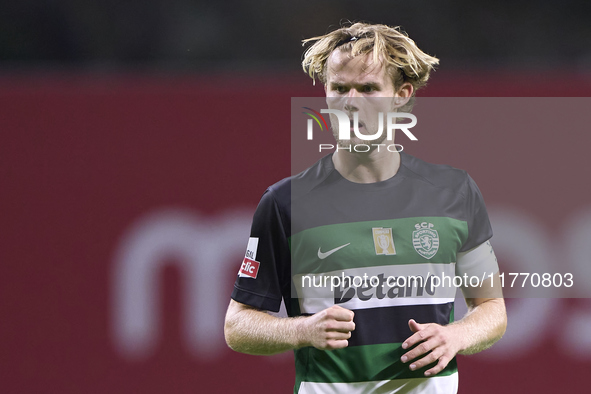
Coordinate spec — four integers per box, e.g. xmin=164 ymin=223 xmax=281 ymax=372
xmin=226 ymin=185 xmax=354 ymax=354
xmin=224 ymin=299 xmax=355 ymax=355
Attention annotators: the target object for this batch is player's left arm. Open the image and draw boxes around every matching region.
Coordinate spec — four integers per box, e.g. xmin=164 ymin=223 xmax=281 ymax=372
xmin=400 ymin=241 xmax=507 ymax=377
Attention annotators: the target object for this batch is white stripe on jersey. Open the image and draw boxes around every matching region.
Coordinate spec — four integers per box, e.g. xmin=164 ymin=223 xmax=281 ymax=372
xmin=293 ymin=263 xmax=457 ymax=314
xmin=298 ymin=373 xmax=458 ymax=394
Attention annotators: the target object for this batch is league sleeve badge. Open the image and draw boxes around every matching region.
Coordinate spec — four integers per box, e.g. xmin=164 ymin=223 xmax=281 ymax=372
xmin=238 ymin=237 xmax=260 ymax=278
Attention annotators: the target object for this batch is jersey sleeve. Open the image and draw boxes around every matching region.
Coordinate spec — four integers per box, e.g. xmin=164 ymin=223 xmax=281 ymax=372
xmin=459 ymin=174 xmax=493 ymax=252
xmin=456 ymin=240 xmax=502 ymax=298
xmin=456 ymin=240 xmax=499 ymax=277
xmin=231 ymin=188 xmax=290 ymax=313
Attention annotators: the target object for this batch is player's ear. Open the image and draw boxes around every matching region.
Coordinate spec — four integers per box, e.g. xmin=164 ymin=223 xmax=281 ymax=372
xmin=393 ymin=82 xmax=413 ymax=109
xmin=396 ymin=82 xmax=413 ymax=98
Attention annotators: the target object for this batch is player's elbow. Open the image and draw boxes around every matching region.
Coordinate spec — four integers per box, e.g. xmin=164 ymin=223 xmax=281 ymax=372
xmin=224 ymin=320 xmax=257 ymax=355
xmin=224 ymin=311 xmax=241 ymax=351
xmin=497 ymin=300 xmax=508 ymax=339
xmin=224 ymin=301 xmax=252 ymax=353
xmin=487 ymin=298 xmax=508 ymax=346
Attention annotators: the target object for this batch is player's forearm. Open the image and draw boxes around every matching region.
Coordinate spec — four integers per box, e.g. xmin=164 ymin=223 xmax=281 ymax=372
xmin=224 ymin=302 xmax=306 ymax=355
xmin=452 ymin=298 xmax=507 ymax=355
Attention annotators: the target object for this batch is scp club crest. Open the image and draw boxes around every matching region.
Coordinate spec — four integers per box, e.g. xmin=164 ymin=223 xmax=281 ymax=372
xmin=412 ymin=222 xmax=440 ymax=259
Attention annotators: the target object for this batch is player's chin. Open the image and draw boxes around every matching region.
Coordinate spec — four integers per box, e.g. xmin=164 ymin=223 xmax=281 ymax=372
xmin=336 ymin=137 xmax=391 ymax=152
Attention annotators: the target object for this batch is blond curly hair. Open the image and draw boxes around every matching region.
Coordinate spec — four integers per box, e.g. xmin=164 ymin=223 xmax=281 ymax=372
xmin=302 ymin=22 xmax=439 ymax=94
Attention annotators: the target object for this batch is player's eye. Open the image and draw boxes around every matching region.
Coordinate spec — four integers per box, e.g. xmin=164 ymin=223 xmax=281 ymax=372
xmin=361 ymin=85 xmax=375 ymax=93
xmin=334 ymin=85 xmax=347 ymax=94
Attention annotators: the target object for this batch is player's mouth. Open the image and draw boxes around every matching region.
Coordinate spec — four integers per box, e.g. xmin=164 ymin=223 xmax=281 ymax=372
xmin=350 ymin=120 xmax=365 ymax=131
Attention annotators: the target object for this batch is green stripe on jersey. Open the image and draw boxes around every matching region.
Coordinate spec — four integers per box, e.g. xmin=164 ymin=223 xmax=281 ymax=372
xmin=290 ymin=216 xmax=468 ymax=275
xmin=295 ymin=343 xmax=457 ymax=384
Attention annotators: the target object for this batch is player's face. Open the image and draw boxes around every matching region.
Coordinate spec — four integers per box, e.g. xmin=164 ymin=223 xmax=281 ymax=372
xmin=324 ymin=51 xmax=412 ymax=147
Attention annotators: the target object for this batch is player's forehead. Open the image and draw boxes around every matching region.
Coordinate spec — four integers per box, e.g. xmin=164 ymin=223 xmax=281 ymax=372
xmin=325 ymin=50 xmax=390 ymax=85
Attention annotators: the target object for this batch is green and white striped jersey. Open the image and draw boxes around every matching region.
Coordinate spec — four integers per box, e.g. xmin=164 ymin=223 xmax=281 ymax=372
xmin=232 ymin=152 xmax=497 ymax=393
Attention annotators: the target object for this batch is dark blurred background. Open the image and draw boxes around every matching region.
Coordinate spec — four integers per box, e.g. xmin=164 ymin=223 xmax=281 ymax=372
xmin=2 ymin=0 xmax=591 ymax=74
xmin=1 ymin=1 xmax=590 ymax=393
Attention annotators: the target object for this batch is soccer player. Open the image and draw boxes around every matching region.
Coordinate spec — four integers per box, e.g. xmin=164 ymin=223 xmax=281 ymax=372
xmin=225 ymin=22 xmax=506 ymax=393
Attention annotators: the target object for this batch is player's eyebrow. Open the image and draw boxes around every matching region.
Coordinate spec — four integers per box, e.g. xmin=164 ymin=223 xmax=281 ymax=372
xmin=328 ymin=81 xmax=382 ymax=90
xmin=358 ymin=82 xmax=381 ymax=90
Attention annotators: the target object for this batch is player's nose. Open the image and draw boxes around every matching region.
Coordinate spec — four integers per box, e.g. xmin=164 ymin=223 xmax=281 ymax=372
xmin=344 ymin=90 xmax=361 ymax=112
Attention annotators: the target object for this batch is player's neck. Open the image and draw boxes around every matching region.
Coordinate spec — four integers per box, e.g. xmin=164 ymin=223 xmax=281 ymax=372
xmin=332 ymin=149 xmax=400 ymax=183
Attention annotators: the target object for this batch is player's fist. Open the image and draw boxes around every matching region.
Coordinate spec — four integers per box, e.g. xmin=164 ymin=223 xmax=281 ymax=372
xmin=300 ymin=305 xmax=355 ymax=350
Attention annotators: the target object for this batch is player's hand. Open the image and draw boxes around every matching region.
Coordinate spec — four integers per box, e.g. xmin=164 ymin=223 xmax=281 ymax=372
xmin=301 ymin=305 xmax=355 ymax=350
xmin=400 ymin=319 xmax=463 ymax=377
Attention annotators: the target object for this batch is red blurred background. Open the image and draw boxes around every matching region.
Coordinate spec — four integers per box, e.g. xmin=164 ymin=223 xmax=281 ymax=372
xmin=1 ymin=72 xmax=590 ymax=393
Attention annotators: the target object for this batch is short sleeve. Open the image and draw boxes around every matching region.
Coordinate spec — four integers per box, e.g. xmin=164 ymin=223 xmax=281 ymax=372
xmin=231 ymin=188 xmax=290 ymax=313
xmin=459 ymin=174 xmax=493 ymax=252
xmin=456 ymin=240 xmax=499 ymax=278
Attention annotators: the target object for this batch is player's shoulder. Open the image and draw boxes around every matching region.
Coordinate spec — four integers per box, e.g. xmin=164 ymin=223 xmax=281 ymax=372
xmin=265 ymin=154 xmax=334 ymax=202
xmin=400 ymin=152 xmax=472 ymax=197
